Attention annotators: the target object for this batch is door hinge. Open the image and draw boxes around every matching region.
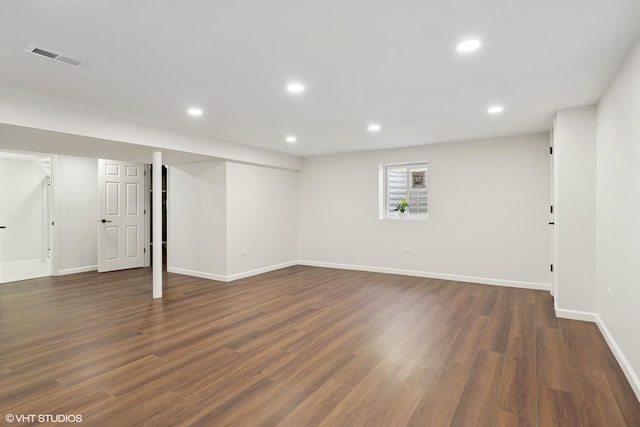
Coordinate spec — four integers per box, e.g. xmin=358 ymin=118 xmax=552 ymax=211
xmin=51 ymin=221 xmax=55 ymax=226
xmin=144 ymin=248 xmax=146 ymax=253
xmin=550 ymin=146 xmax=553 ymax=155
xmin=144 ymin=209 xmax=146 ymax=215
xmin=550 ymin=264 xmax=554 ymax=272
xmin=144 ymin=170 xmax=147 ymax=176
xmin=550 ymin=205 xmax=553 ymax=214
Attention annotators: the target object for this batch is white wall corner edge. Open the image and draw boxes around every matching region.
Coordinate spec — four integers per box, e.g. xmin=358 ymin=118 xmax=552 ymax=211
xmin=595 ymin=314 xmax=640 ymax=402
xmin=55 ymin=265 xmax=98 ymax=276
xmin=166 ymin=267 xmax=227 ymax=282
xmin=297 ymin=260 xmax=551 ymax=291
xmin=167 ymin=261 xmax=298 ymax=283
xmin=225 ymin=261 xmax=298 ymax=282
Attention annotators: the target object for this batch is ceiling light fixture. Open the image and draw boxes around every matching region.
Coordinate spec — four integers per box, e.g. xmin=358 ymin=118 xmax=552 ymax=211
xmin=367 ymin=123 xmax=382 ymax=132
xmin=285 ymin=136 xmax=297 ymax=143
xmin=487 ymin=105 xmax=504 ymax=114
xmin=455 ymin=39 xmax=482 ymax=53
xmin=187 ymin=107 xmax=203 ymax=116
xmin=286 ymin=82 xmax=305 ymax=93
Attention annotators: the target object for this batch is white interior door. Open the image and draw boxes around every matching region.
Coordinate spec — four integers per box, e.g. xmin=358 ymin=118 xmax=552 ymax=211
xmin=0 ymin=153 xmax=52 ymax=283
xmin=98 ymin=159 xmax=145 ymax=272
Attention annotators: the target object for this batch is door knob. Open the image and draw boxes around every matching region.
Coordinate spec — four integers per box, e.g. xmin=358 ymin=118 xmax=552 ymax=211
xmin=101 ymin=219 xmax=112 ymax=223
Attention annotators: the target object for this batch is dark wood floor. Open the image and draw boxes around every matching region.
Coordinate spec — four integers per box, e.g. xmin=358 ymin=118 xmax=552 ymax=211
xmin=1 ymin=266 xmax=639 ymax=426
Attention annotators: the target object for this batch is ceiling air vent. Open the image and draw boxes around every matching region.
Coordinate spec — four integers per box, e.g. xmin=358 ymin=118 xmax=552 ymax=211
xmin=24 ymin=44 xmax=88 ymax=68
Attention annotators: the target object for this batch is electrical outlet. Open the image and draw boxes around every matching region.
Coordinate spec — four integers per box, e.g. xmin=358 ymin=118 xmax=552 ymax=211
xmin=240 ymin=249 xmax=248 ymax=256
xmin=402 ymin=248 xmax=412 ymax=254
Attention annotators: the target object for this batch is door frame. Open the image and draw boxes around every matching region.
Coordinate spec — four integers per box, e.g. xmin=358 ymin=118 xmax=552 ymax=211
xmin=549 ymin=123 xmax=556 ymax=296
xmin=0 ymin=150 xmax=54 ymax=283
xmin=144 ymin=164 xmax=151 ymax=267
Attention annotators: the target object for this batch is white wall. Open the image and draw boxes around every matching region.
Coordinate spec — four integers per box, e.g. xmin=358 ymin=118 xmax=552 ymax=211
xmin=553 ymin=106 xmax=598 ymax=318
xmin=596 ymin=37 xmax=640 ymax=399
xmin=53 ymin=155 xmax=99 ymax=274
xmin=226 ymin=162 xmax=298 ymax=279
xmin=167 ymin=161 xmax=298 ymax=281
xmin=168 ymin=161 xmax=227 ymax=280
xmin=299 ymin=134 xmax=550 ymax=288
xmin=0 ymin=123 xmax=217 ymax=166
xmin=0 ymin=92 xmax=302 ymax=171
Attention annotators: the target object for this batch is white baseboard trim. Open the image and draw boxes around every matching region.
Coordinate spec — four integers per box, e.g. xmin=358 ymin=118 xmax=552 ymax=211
xmin=167 ymin=261 xmax=298 ymax=283
xmin=166 ymin=267 xmax=227 ymax=282
xmin=226 ymin=261 xmax=298 ymax=282
xmin=554 ymin=306 xmax=598 ymax=322
xmin=55 ymin=265 xmax=98 ymax=276
xmin=296 ymin=260 xmax=551 ymax=291
xmin=553 ymin=305 xmax=640 ymax=401
xmin=595 ymin=314 xmax=640 ymax=401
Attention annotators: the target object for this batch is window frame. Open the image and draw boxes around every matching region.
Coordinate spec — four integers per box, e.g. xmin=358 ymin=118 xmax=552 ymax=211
xmin=379 ymin=161 xmax=429 ymax=221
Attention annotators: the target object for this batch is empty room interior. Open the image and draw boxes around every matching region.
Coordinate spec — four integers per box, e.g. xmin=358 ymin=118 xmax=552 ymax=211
xmin=1 ymin=1 xmax=640 ymax=426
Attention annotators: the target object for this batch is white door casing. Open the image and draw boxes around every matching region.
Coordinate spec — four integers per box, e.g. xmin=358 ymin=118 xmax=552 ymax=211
xmin=0 ymin=153 xmax=52 ymax=283
xmin=98 ymin=159 xmax=145 ymax=272
xmin=549 ymin=126 xmax=556 ymax=295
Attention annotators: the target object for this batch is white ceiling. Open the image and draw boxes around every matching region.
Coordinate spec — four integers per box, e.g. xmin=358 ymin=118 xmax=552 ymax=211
xmin=1 ymin=1 xmax=639 ymax=157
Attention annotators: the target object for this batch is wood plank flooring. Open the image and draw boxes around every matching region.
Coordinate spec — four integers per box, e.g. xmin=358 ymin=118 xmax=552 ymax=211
xmin=1 ymin=266 xmax=639 ymax=426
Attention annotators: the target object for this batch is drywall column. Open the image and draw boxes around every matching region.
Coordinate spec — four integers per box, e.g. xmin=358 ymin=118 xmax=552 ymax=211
xmin=152 ymin=150 xmax=162 ymax=298
xmin=552 ymin=106 xmax=597 ymax=319
xmin=596 ymin=36 xmax=640 ymax=400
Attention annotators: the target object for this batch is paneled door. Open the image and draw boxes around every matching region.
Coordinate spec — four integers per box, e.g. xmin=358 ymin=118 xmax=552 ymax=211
xmin=98 ymin=159 xmax=145 ymax=272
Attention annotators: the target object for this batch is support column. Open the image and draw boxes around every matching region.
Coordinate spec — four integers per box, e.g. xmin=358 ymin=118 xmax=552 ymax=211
xmin=152 ymin=151 xmax=163 ymax=298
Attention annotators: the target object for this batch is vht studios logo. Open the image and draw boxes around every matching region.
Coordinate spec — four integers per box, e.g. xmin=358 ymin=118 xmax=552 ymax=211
xmin=5 ymin=414 xmax=83 ymax=423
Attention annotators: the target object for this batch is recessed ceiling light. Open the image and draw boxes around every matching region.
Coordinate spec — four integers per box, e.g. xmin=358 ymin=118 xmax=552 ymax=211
xmin=286 ymin=83 xmax=305 ymax=93
xmin=455 ymin=39 xmax=482 ymax=53
xmin=187 ymin=107 xmax=203 ymax=116
xmin=367 ymin=123 xmax=381 ymax=132
xmin=285 ymin=136 xmax=297 ymax=143
xmin=487 ymin=105 xmax=504 ymax=114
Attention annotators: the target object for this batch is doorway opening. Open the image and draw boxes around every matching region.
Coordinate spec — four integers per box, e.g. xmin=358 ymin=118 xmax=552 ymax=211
xmin=0 ymin=152 xmax=53 ymax=283
xmin=149 ymin=164 xmax=167 ymax=269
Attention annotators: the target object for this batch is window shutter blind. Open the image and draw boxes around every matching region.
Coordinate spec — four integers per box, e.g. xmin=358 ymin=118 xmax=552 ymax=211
xmin=387 ymin=167 xmax=408 ymax=214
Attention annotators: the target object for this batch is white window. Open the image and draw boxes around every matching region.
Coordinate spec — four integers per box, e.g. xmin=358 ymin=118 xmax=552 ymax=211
xmin=379 ymin=162 xmax=428 ymax=220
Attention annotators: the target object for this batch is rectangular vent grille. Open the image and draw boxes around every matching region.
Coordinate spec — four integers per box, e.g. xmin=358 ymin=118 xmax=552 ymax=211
xmin=24 ymin=44 xmax=88 ymax=68
xmin=31 ymin=47 xmax=57 ymax=59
